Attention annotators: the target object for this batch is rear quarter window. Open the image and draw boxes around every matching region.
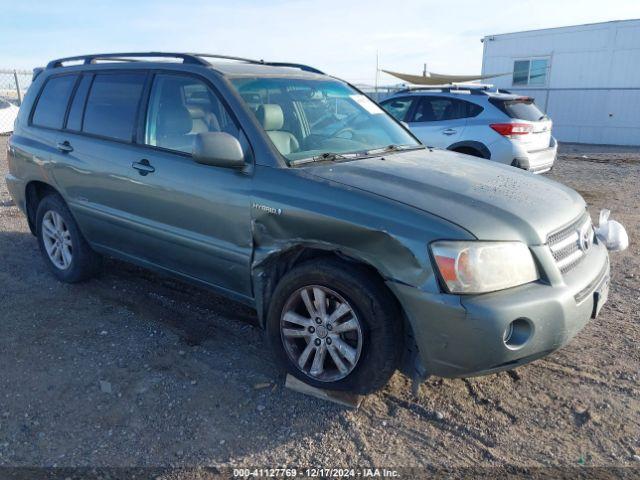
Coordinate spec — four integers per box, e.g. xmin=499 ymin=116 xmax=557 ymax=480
xmin=31 ymin=75 xmax=78 ymax=129
xmin=490 ymin=97 xmax=545 ymax=122
xmin=82 ymin=73 xmax=146 ymax=142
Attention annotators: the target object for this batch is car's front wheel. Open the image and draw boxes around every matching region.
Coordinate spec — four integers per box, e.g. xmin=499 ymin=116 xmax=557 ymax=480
xmin=267 ymin=259 xmax=403 ymax=394
xmin=36 ymin=193 xmax=102 ymax=283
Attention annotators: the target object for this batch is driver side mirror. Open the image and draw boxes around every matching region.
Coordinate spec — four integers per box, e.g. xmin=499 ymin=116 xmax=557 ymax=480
xmin=193 ymin=132 xmax=245 ymax=169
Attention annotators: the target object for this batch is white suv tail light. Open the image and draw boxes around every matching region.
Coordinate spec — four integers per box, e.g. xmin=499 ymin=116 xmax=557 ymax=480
xmin=490 ymin=123 xmax=533 ymax=138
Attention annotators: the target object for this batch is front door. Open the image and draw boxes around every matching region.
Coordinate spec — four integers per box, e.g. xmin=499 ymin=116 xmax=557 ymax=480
xmin=117 ymin=72 xmax=254 ymax=298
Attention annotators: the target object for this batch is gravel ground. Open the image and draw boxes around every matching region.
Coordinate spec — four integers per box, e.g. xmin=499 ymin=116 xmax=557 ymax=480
xmin=0 ymin=135 xmax=638 ymax=475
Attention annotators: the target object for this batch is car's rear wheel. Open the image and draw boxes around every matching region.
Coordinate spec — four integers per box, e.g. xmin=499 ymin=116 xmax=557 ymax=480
xmin=267 ymin=259 xmax=402 ymax=394
xmin=36 ymin=194 xmax=102 ymax=283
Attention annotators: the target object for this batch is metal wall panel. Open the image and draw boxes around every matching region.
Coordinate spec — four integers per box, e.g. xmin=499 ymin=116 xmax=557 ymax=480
xmin=482 ymin=20 xmax=640 ymax=145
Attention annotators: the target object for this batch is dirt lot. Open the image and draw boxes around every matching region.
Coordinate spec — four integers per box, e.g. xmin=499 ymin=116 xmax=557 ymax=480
xmin=0 ymin=135 xmax=638 ymax=474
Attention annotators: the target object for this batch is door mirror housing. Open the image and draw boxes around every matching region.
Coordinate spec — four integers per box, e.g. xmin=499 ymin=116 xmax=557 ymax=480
xmin=193 ymin=132 xmax=245 ymax=168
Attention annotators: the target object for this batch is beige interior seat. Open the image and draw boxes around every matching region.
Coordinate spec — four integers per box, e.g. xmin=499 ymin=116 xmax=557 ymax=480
xmin=186 ymin=105 xmax=221 ymax=134
xmin=257 ymin=104 xmax=299 ymax=155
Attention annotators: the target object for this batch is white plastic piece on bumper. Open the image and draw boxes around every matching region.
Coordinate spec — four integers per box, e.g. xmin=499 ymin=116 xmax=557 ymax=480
xmin=595 ymin=209 xmax=629 ymax=252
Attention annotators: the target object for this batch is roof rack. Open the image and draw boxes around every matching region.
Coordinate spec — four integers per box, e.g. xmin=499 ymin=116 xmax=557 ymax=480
xmin=396 ymin=83 xmax=511 ymax=95
xmin=45 ymin=52 xmax=324 ymax=74
xmin=260 ymin=62 xmax=324 ymax=75
xmin=46 ymin=52 xmax=209 ymax=68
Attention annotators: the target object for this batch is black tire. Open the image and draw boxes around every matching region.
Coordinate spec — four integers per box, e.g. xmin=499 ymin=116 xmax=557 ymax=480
xmin=36 ymin=193 xmax=102 ymax=283
xmin=266 ymin=258 xmax=403 ymax=394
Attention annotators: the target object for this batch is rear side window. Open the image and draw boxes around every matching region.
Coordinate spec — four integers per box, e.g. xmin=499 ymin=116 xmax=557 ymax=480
xmin=410 ymin=97 xmax=483 ymax=122
xmin=490 ymin=97 xmax=546 ymax=122
xmin=31 ymin=75 xmax=78 ymax=129
xmin=380 ymin=97 xmax=415 ymax=121
xmin=66 ymin=75 xmax=93 ymax=131
xmin=83 ymin=73 xmax=146 ymax=142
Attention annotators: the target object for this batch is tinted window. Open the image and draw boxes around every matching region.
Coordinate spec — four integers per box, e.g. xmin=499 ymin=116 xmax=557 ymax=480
xmin=83 ymin=73 xmax=145 ymax=141
xmin=529 ymin=59 xmax=548 ymax=86
xmin=32 ymin=75 xmax=78 ymax=129
xmin=490 ymin=97 xmax=546 ymax=122
xmin=513 ymin=59 xmax=548 ymax=86
xmin=513 ymin=60 xmax=530 ymax=86
xmin=467 ymin=102 xmax=484 ymax=118
xmin=66 ymin=75 xmax=93 ymax=131
xmin=0 ymin=99 xmax=12 ymax=110
xmin=145 ymin=74 xmax=241 ymax=154
xmin=380 ymin=97 xmax=414 ymax=121
xmin=411 ymin=97 xmax=471 ymax=122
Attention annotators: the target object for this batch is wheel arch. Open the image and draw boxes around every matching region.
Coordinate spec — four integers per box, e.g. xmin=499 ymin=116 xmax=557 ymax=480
xmin=24 ymin=181 xmax=61 ymax=235
xmin=447 ymin=140 xmax=491 ymax=159
xmin=252 ymin=244 xmax=418 ymax=373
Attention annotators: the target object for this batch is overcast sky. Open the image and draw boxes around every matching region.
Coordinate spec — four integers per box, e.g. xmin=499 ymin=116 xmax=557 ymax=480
xmin=1 ymin=0 xmax=638 ymax=84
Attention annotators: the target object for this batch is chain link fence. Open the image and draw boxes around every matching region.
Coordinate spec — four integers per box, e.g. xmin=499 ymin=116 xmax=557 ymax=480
xmin=0 ymin=69 xmax=32 ymax=134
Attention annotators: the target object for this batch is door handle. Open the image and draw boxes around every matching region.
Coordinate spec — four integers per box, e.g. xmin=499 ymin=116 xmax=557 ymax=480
xmin=56 ymin=141 xmax=73 ymax=153
xmin=442 ymin=129 xmax=457 ymax=136
xmin=132 ymin=159 xmax=155 ymax=176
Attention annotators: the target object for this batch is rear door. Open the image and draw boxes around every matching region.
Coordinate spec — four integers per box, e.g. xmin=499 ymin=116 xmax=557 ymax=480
xmin=406 ymin=96 xmax=467 ymax=148
xmin=51 ymin=71 xmax=151 ymax=257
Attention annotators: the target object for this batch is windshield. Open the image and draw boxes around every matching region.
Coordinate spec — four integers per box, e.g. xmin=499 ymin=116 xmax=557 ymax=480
xmin=230 ymin=77 xmax=421 ymax=163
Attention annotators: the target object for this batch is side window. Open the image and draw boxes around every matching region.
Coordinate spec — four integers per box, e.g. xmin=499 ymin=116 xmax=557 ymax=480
xmin=513 ymin=58 xmax=549 ymax=86
xmin=31 ymin=75 xmax=78 ymax=129
xmin=65 ymin=75 xmax=93 ymax=131
xmin=411 ymin=97 xmax=472 ymax=122
xmin=83 ymin=73 xmax=146 ymax=142
xmin=145 ymin=74 xmax=241 ymax=154
xmin=380 ymin=97 xmax=414 ymax=121
xmin=466 ymin=102 xmax=484 ymax=118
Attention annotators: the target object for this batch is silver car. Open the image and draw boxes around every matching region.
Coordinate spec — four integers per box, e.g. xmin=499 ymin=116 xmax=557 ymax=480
xmin=380 ymin=86 xmax=557 ymax=173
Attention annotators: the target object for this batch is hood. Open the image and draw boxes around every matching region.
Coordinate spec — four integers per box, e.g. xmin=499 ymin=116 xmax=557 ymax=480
xmin=305 ymin=149 xmax=586 ymax=244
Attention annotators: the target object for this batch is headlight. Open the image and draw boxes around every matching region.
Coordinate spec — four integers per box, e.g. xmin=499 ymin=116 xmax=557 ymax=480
xmin=430 ymin=241 xmax=539 ymax=294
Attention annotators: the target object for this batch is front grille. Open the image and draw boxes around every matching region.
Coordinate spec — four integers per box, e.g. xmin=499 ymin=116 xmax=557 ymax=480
xmin=547 ymin=212 xmax=593 ymax=274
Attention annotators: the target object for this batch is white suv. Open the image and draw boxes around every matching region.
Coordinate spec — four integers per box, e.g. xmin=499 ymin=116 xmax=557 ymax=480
xmin=380 ymin=86 xmax=557 ymax=173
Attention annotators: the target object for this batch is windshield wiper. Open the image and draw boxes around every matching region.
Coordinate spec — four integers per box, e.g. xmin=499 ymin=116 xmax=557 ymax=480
xmin=290 ymin=151 xmax=361 ymax=167
xmin=366 ymin=144 xmax=425 ymax=155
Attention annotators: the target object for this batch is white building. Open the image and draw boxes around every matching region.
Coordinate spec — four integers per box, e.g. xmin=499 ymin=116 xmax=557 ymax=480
xmin=481 ymin=19 xmax=640 ymax=146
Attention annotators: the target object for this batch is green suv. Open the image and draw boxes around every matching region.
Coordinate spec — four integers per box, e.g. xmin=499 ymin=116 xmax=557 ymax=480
xmin=5 ymin=53 xmax=624 ymax=394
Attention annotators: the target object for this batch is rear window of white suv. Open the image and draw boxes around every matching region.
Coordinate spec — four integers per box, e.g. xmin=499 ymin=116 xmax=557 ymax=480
xmin=490 ymin=97 xmax=546 ymax=122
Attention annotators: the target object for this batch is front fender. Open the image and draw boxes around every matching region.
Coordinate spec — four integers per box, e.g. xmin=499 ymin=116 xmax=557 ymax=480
xmin=249 ymin=165 xmax=473 ymax=322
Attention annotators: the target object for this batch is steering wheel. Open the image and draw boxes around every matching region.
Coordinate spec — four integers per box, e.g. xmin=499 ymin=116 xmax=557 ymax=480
xmin=329 ymin=126 xmax=356 ymax=140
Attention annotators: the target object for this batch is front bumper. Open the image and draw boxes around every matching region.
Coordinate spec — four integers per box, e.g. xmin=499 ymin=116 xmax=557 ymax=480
xmin=388 ymin=240 xmax=609 ymax=378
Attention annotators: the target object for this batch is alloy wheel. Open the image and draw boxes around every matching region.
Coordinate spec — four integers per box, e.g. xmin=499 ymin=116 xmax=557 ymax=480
xmin=280 ymin=285 xmax=363 ymax=383
xmin=41 ymin=210 xmax=73 ymax=270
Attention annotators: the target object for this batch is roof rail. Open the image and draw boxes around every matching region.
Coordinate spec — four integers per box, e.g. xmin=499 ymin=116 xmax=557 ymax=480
xmin=45 ymin=52 xmax=324 ymax=74
xmin=191 ymin=54 xmax=323 ymax=73
xmin=46 ymin=52 xmax=210 ymax=69
xmin=262 ymin=62 xmax=324 ymax=74
xmin=395 ymin=83 xmax=505 ymax=95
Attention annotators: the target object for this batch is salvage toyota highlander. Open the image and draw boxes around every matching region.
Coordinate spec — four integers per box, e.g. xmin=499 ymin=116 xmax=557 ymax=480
xmin=5 ymin=52 xmax=629 ymax=394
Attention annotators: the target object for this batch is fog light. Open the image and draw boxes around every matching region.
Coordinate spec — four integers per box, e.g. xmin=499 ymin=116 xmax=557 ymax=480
xmin=503 ymin=318 xmax=532 ymax=350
